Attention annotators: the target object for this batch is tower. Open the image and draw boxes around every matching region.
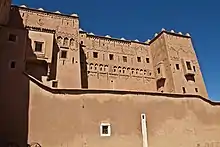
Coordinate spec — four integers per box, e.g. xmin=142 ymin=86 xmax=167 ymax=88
xmin=150 ymin=29 xmax=208 ymax=98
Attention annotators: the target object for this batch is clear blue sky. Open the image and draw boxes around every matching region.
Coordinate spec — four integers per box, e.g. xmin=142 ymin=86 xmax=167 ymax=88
xmin=13 ymin=0 xmax=219 ymax=101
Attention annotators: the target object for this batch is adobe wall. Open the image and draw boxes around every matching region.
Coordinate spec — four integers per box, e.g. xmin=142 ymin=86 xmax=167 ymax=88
xmin=0 ymin=0 xmax=11 ymax=25
xmin=28 ymin=80 xmax=220 ymax=147
xmin=164 ymin=33 xmax=208 ymax=97
xmin=80 ymin=33 xmax=155 ymax=91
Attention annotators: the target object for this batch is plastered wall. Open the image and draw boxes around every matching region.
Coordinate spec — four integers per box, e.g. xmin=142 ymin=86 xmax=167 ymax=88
xmin=28 ymin=80 xmax=220 ymax=147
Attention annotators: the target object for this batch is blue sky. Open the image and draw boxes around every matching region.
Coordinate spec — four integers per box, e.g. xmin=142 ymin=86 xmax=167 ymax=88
xmin=13 ymin=0 xmax=219 ymax=100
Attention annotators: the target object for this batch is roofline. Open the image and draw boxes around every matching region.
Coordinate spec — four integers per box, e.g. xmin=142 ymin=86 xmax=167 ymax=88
xmin=79 ymin=30 xmax=149 ymax=45
xmin=11 ymin=5 xmax=79 ymax=19
xmin=149 ymin=30 xmax=191 ymax=44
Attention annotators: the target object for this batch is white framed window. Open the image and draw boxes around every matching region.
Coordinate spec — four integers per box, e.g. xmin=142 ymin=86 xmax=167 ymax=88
xmin=100 ymin=123 xmax=111 ymax=137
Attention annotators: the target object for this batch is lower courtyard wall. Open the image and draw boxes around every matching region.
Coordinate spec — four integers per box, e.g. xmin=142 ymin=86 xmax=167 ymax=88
xmin=28 ymin=80 xmax=220 ymax=147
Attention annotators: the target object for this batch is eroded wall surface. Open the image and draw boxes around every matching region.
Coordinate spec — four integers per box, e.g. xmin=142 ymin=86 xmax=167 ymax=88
xmin=28 ymin=81 xmax=220 ymax=147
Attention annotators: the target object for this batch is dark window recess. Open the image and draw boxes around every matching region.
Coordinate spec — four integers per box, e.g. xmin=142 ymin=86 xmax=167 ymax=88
xmin=93 ymin=52 xmax=98 ymax=58
xmin=137 ymin=57 xmax=141 ymax=62
xmin=10 ymin=61 xmax=16 ymax=68
xmin=8 ymin=34 xmax=17 ymax=42
xmin=52 ymin=81 xmax=58 ymax=88
xmin=102 ymin=126 xmax=109 ymax=134
xmin=72 ymin=57 xmax=74 ymax=64
xmin=109 ymin=54 xmax=114 ymax=60
xmin=182 ymin=87 xmax=186 ymax=93
xmin=61 ymin=50 xmax=67 ymax=58
xmin=80 ymin=41 xmax=83 ymax=44
xmin=193 ymin=66 xmax=196 ymax=72
xmin=34 ymin=41 xmax=43 ymax=52
xmin=157 ymin=68 xmax=161 ymax=74
xmin=176 ymin=64 xmax=180 ymax=70
xmin=186 ymin=61 xmax=192 ymax=70
xmin=195 ymin=88 xmax=198 ymax=93
xmin=146 ymin=58 xmax=150 ymax=63
xmin=123 ymin=56 xmax=127 ymax=62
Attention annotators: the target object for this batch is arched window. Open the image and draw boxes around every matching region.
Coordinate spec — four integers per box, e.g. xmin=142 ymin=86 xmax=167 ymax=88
xmin=100 ymin=64 xmax=103 ymax=71
xmin=140 ymin=69 xmax=143 ymax=75
xmin=57 ymin=36 xmax=62 ymax=44
xmin=118 ymin=66 xmax=121 ymax=73
xmin=113 ymin=66 xmax=117 ymax=72
xmin=70 ymin=38 xmax=74 ymax=46
xmin=63 ymin=37 xmax=69 ymax=46
xmin=90 ymin=63 xmax=94 ymax=70
xmin=131 ymin=68 xmax=135 ymax=74
xmin=123 ymin=67 xmax=126 ymax=74
xmin=95 ymin=64 xmax=98 ymax=70
xmin=104 ymin=65 xmax=108 ymax=72
xmin=136 ymin=69 xmax=139 ymax=75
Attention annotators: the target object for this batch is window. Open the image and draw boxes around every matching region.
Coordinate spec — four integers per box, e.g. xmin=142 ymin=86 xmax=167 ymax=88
xmin=186 ymin=61 xmax=192 ymax=70
xmin=34 ymin=41 xmax=43 ymax=52
xmin=146 ymin=58 xmax=150 ymax=63
xmin=109 ymin=54 xmax=114 ymax=60
xmin=176 ymin=64 xmax=180 ymax=70
xmin=193 ymin=66 xmax=196 ymax=72
xmin=8 ymin=34 xmax=17 ymax=42
xmin=182 ymin=87 xmax=186 ymax=93
xmin=100 ymin=123 xmax=111 ymax=137
xmin=93 ymin=52 xmax=98 ymax=58
xmin=61 ymin=50 xmax=67 ymax=58
xmin=157 ymin=68 xmax=161 ymax=74
xmin=72 ymin=57 xmax=74 ymax=64
xmin=57 ymin=36 xmax=62 ymax=44
xmin=10 ymin=61 xmax=16 ymax=69
xmin=70 ymin=38 xmax=74 ymax=46
xmin=123 ymin=56 xmax=127 ymax=62
xmin=52 ymin=81 xmax=58 ymax=88
xmin=195 ymin=88 xmax=198 ymax=93
xmin=63 ymin=37 xmax=68 ymax=46
xmin=137 ymin=57 xmax=141 ymax=62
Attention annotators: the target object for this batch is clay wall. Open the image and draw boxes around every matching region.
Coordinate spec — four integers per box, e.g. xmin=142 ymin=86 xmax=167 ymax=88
xmin=0 ymin=0 xmax=11 ymax=25
xmin=27 ymin=79 xmax=220 ymax=147
xmin=14 ymin=6 xmax=82 ymax=89
xmin=163 ymin=33 xmax=208 ymax=97
xmin=80 ymin=33 xmax=155 ymax=91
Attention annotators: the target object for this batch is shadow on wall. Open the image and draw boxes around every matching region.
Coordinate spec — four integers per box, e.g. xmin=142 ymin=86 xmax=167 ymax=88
xmin=80 ymin=43 xmax=88 ymax=88
xmin=0 ymin=6 xmax=57 ymax=147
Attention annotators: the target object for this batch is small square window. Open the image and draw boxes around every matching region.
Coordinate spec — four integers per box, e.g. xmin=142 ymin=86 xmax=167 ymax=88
xmin=186 ymin=61 xmax=192 ymax=70
xmin=146 ymin=58 xmax=150 ymax=63
xmin=109 ymin=54 xmax=114 ymax=60
xmin=182 ymin=87 xmax=186 ymax=93
xmin=52 ymin=81 xmax=58 ymax=88
xmin=8 ymin=34 xmax=17 ymax=42
xmin=93 ymin=52 xmax=98 ymax=58
xmin=137 ymin=57 xmax=141 ymax=62
xmin=61 ymin=50 xmax=67 ymax=58
xmin=195 ymin=88 xmax=198 ymax=93
xmin=100 ymin=123 xmax=111 ymax=137
xmin=34 ymin=41 xmax=43 ymax=52
xmin=157 ymin=68 xmax=161 ymax=74
xmin=123 ymin=56 xmax=127 ymax=62
xmin=176 ymin=64 xmax=180 ymax=70
xmin=10 ymin=61 xmax=16 ymax=69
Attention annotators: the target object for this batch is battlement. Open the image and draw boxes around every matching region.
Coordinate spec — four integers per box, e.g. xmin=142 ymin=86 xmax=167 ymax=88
xmin=12 ymin=5 xmax=79 ymax=19
xmin=80 ymin=28 xmax=148 ymax=46
xmin=80 ymin=28 xmax=192 ymax=47
xmin=149 ymin=28 xmax=191 ymax=44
